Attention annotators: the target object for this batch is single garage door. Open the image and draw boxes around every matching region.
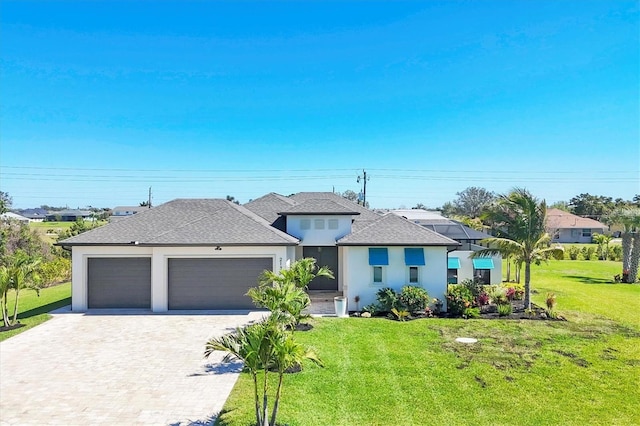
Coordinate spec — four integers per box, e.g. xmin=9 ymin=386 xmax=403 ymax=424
xmin=168 ymin=258 xmax=272 ymax=310
xmin=88 ymin=257 xmax=151 ymax=309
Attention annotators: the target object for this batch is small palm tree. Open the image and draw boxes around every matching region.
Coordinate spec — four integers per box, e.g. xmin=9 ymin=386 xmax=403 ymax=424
xmin=473 ymin=188 xmax=563 ymax=310
xmin=205 ymin=319 xmax=322 ymax=426
xmin=0 ymin=251 xmax=41 ymax=327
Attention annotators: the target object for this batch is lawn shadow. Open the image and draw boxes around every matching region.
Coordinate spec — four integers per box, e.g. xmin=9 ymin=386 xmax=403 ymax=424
xmin=17 ymin=298 xmax=71 ymax=320
xmin=562 ymin=275 xmax=613 ymax=285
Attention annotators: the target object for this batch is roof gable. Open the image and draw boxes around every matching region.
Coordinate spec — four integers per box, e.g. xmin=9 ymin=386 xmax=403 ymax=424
xmin=338 ymin=213 xmax=460 ymax=246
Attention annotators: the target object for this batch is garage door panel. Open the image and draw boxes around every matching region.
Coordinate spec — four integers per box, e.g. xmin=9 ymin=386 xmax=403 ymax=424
xmin=88 ymin=258 xmax=151 ymax=309
xmin=168 ymin=258 xmax=271 ymax=310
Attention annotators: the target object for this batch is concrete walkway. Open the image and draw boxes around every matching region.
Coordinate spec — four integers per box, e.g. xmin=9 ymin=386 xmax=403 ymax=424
xmin=0 ymin=309 xmax=266 ymax=426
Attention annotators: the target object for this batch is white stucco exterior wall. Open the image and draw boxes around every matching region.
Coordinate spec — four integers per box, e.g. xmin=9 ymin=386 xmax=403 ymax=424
xmin=342 ymin=246 xmax=448 ymax=310
xmin=285 ymin=215 xmax=353 ymax=245
xmin=450 ymin=250 xmax=502 ymax=285
xmin=71 ymin=245 xmax=291 ymax=312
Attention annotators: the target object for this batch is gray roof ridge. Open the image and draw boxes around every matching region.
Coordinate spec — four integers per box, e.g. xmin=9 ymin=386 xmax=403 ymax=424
xmin=228 ymin=201 xmax=299 ymax=243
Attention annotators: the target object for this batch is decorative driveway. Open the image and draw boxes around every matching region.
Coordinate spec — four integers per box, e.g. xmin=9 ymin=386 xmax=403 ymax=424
xmin=0 ymin=309 xmax=265 ymax=426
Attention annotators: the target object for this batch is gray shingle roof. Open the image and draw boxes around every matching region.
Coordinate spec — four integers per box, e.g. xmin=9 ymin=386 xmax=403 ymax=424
xmin=59 ymin=199 xmax=298 ymax=246
xmin=244 ymin=193 xmax=296 ymax=224
xmin=278 ymin=199 xmax=361 ymax=215
xmin=288 ymin=192 xmax=381 ymax=221
xmin=337 ymin=213 xmax=460 ymax=246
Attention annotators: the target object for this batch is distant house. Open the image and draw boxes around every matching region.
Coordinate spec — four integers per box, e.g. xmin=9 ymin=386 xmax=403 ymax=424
xmin=17 ymin=208 xmax=48 ymax=222
xmin=46 ymin=209 xmax=92 ymax=222
xmin=391 ymin=209 xmax=502 ymax=285
xmin=1 ymin=212 xmax=30 ymax=222
xmin=112 ymin=206 xmax=149 ymax=217
xmin=546 ymin=208 xmax=608 ymax=243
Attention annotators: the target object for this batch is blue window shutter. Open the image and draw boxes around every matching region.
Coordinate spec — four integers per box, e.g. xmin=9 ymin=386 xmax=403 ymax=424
xmin=368 ymin=248 xmax=389 ymax=265
xmin=404 ymin=248 xmax=425 ymax=266
xmin=448 ymin=257 xmax=461 ymax=269
xmin=472 ymin=258 xmax=494 ymax=269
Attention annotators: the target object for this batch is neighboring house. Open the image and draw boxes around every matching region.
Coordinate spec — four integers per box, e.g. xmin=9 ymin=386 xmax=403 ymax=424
xmin=391 ymin=209 xmax=502 ymax=285
xmin=112 ymin=206 xmax=149 ymax=217
xmin=46 ymin=209 xmax=92 ymax=222
xmin=546 ymin=208 xmax=608 ymax=243
xmin=58 ymin=192 xmax=459 ymax=313
xmin=16 ymin=208 xmax=48 ymax=222
xmin=1 ymin=212 xmax=30 ymax=222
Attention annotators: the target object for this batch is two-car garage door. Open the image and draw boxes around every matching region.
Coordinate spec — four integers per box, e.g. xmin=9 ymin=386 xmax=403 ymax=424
xmin=168 ymin=258 xmax=271 ymax=310
xmin=87 ymin=257 xmax=271 ymax=310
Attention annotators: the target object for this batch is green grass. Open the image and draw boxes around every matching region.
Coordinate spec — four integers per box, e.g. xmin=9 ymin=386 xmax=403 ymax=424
xmin=0 ymin=282 xmax=71 ymax=342
xmin=216 ymin=260 xmax=640 ymax=426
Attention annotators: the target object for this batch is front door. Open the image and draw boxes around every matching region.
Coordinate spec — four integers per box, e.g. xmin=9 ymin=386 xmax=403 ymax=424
xmin=303 ymin=246 xmax=338 ymax=290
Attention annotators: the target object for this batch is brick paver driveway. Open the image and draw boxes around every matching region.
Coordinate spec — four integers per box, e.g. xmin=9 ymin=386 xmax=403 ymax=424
xmin=0 ymin=309 xmax=264 ymax=426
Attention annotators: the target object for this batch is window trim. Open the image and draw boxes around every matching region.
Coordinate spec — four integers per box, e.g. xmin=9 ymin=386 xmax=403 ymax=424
xmin=300 ymin=219 xmax=311 ymax=230
xmin=314 ymin=219 xmax=325 ymax=230
xmin=372 ymin=266 xmax=385 ymax=285
xmin=328 ymin=218 xmax=339 ymax=230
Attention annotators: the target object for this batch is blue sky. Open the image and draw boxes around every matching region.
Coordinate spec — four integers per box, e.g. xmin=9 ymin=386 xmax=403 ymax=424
xmin=1 ymin=0 xmax=638 ymax=209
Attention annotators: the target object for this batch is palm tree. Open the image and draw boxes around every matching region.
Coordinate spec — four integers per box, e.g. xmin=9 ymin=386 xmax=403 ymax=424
xmin=606 ymin=207 xmax=640 ymax=282
xmin=204 ymin=319 xmax=322 ymax=426
xmin=472 ymin=188 xmax=562 ymax=310
xmin=0 ymin=251 xmax=41 ymax=327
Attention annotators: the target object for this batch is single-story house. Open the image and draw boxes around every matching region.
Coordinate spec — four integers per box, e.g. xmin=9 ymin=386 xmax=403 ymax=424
xmin=17 ymin=208 xmax=48 ymax=222
xmin=392 ymin=209 xmax=502 ymax=285
xmin=58 ymin=192 xmax=459 ymax=312
xmin=112 ymin=206 xmax=150 ymax=217
xmin=46 ymin=209 xmax=93 ymax=222
xmin=1 ymin=212 xmax=30 ymax=222
xmin=546 ymin=208 xmax=608 ymax=243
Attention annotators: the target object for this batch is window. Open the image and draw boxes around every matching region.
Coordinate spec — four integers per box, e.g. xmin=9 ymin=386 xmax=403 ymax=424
xmin=300 ymin=219 xmax=311 ymax=230
xmin=409 ymin=266 xmax=419 ymax=283
xmin=447 ymin=269 xmax=458 ymax=284
xmin=373 ymin=266 xmax=383 ymax=283
xmin=582 ymin=229 xmax=592 ymax=238
xmin=314 ymin=219 xmax=325 ymax=229
xmin=328 ymin=219 xmax=339 ymax=229
xmin=571 ymin=229 xmax=580 ymax=238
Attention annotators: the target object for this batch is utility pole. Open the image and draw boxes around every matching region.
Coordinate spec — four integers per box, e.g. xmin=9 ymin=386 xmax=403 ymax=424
xmin=357 ymin=170 xmax=370 ymax=207
xmin=148 ymin=187 xmax=152 ymax=208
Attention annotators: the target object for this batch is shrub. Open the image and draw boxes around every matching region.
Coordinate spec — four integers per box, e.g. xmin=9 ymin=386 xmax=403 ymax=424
xmin=463 ymin=307 xmax=481 ymax=319
xmin=460 ymin=278 xmax=483 ymax=298
xmin=376 ymin=287 xmax=400 ymax=312
xmin=390 ymin=308 xmax=410 ymax=321
xmin=399 ymin=286 xmax=429 ymax=314
xmin=567 ymin=246 xmax=580 ymax=260
xmin=476 ymin=291 xmax=490 ymax=306
xmin=501 ymin=283 xmax=524 ymax=300
xmin=609 ymin=245 xmax=623 ymax=261
xmin=498 ymin=303 xmax=513 ymax=316
xmin=546 ymin=292 xmax=557 ymax=310
xmin=551 ymin=248 xmax=565 ymax=260
xmin=362 ymin=304 xmax=380 ymax=315
xmin=446 ymin=285 xmax=474 ymax=317
xmin=581 ymin=246 xmax=596 ymax=261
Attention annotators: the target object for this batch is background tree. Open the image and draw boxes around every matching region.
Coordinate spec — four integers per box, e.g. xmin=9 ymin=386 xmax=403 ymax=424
xmin=413 ymin=203 xmax=428 ymax=210
xmin=452 ymin=187 xmax=496 ymax=218
xmin=139 ymin=201 xmax=150 ymax=207
xmin=569 ymin=193 xmax=614 ymax=220
xmin=439 ymin=201 xmax=457 ymax=218
xmin=549 ymin=201 xmax=570 ymax=211
xmin=474 ymin=188 xmax=562 ymax=309
xmin=226 ymin=195 xmax=240 ymax=205
xmin=341 ymin=190 xmax=359 ymax=202
xmin=0 ymin=192 xmax=12 ymax=214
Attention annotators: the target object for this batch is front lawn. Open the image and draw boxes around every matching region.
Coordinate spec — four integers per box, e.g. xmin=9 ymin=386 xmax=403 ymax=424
xmin=0 ymin=282 xmax=71 ymax=342
xmin=216 ymin=261 xmax=640 ymax=426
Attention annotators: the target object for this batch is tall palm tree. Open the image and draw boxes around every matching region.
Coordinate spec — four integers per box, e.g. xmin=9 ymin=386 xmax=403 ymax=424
xmin=606 ymin=207 xmax=640 ymax=282
xmin=473 ymin=188 xmax=562 ymax=309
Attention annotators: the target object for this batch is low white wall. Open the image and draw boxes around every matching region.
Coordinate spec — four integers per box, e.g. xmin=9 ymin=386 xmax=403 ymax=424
xmin=342 ymin=246 xmax=448 ymax=310
xmin=71 ymin=245 xmax=291 ymax=312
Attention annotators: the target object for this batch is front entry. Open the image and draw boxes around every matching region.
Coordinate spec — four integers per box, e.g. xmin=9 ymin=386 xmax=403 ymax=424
xmin=303 ymin=246 xmax=338 ymax=290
